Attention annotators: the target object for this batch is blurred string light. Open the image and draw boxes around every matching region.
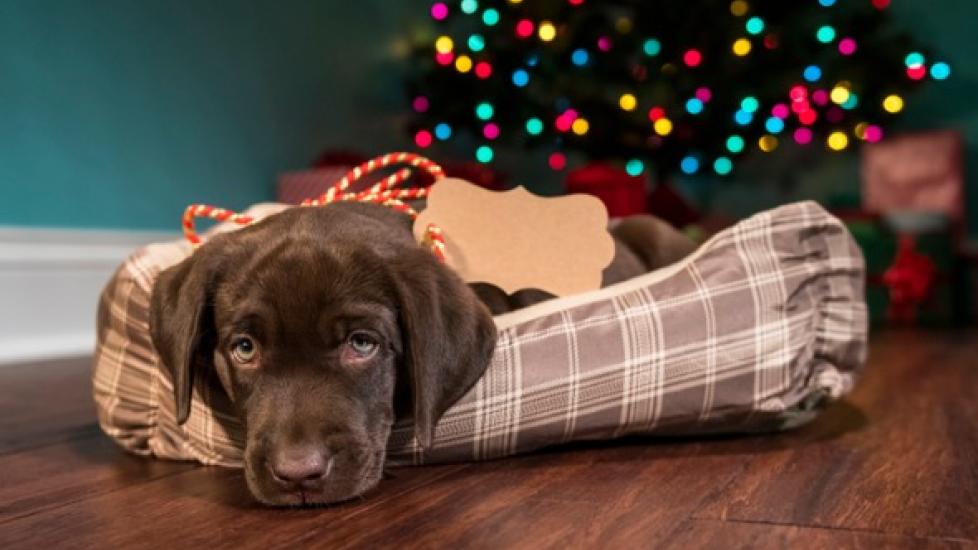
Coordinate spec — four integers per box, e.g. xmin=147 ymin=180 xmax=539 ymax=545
xmin=434 ymin=123 xmax=452 ymax=140
xmin=538 ymin=21 xmax=557 ymax=41
xmin=515 ymin=19 xmax=534 ymax=38
xmin=482 ymin=8 xmax=500 ymax=26
xmin=907 ymin=65 xmax=926 ymax=80
xmin=904 ymin=52 xmax=925 ymax=67
xmin=726 ymin=135 xmax=745 ymax=153
xmin=475 ymin=102 xmax=494 ymax=120
xmin=683 ymin=49 xmax=703 ymax=67
xmin=647 ymin=106 xmax=665 ymax=121
xmin=468 ymin=34 xmax=485 ymax=52
xmin=816 ymin=25 xmax=836 ymax=43
xmin=597 ymin=37 xmax=613 ymax=52
xmin=435 ymin=51 xmax=454 ymax=65
xmin=714 ymin=156 xmax=733 ymax=175
xmin=686 ymin=97 xmax=705 ymax=114
xmin=619 ymin=93 xmax=638 ymax=111
xmin=435 ymin=35 xmax=454 ymax=53
xmin=734 ymin=109 xmax=753 ymax=125
xmin=643 ymin=38 xmax=661 ymax=56
xmin=841 ymin=93 xmax=859 ymax=110
xmin=765 ymin=116 xmax=785 ymax=133
xmin=476 ymin=145 xmax=494 ymax=163
xmin=794 ymin=127 xmax=813 ymax=144
xmin=803 ymin=65 xmax=822 ymax=82
xmin=415 ymin=129 xmax=433 ymax=148
xmin=512 ymin=68 xmax=530 ymax=87
xmin=732 ymin=38 xmax=751 ymax=56
xmin=745 ymin=17 xmax=764 ymax=35
xmin=931 ymin=62 xmax=951 ymax=80
xmin=741 ymin=96 xmax=760 ymax=113
xmin=695 ymin=87 xmax=712 ymax=102
xmin=412 ymin=96 xmax=429 ymax=112
xmin=827 ymin=131 xmax=848 ymax=151
xmin=758 ymin=135 xmax=778 ymax=152
xmin=730 ymin=0 xmax=749 ymax=17
xmin=525 ymin=117 xmax=543 ymax=135
xmin=819 ymin=0 xmax=836 ymax=6
xmin=483 ymin=123 xmax=500 ymax=140
xmin=883 ymin=94 xmax=904 ymax=113
xmin=830 ymin=85 xmax=850 ymax=104
xmin=571 ymin=118 xmax=590 ymax=135
xmin=625 ymin=159 xmax=645 ymax=176
xmin=455 ymin=55 xmax=472 ymax=72
xmin=680 ymin=155 xmax=699 ymax=174
xmin=653 ymin=117 xmax=673 ymax=135
xmin=548 ymin=152 xmax=566 ymax=170
xmin=571 ymin=48 xmax=589 ymax=66
xmin=461 ymin=0 xmax=478 ymax=15
xmin=431 ymin=2 xmax=449 ymax=21
xmin=838 ymin=38 xmax=857 ymax=55
xmin=615 ymin=17 xmax=633 ymax=34
xmin=474 ymin=61 xmax=492 ymax=79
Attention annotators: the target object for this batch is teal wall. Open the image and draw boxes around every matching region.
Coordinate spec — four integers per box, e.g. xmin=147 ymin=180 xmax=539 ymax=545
xmin=0 ymin=0 xmax=418 ymax=230
xmin=1 ymin=1 xmax=976 ymax=232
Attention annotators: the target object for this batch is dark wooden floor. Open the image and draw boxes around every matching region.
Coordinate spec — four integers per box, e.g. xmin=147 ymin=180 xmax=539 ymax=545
xmin=1 ymin=330 xmax=976 ymax=549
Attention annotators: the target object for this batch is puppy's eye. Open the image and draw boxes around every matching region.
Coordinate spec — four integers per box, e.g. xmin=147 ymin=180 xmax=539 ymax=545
xmin=347 ymin=331 xmax=379 ymax=358
xmin=231 ymin=336 xmax=259 ymax=364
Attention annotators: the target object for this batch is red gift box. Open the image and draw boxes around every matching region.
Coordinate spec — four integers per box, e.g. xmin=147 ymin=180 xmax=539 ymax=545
xmin=564 ymin=163 xmax=648 ymax=218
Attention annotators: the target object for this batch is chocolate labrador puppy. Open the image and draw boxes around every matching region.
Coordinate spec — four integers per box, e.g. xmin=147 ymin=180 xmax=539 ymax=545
xmin=150 ymin=201 xmax=694 ymax=506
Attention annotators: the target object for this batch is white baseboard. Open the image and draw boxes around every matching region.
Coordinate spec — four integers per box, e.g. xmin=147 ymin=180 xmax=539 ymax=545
xmin=0 ymin=227 xmax=178 ymax=365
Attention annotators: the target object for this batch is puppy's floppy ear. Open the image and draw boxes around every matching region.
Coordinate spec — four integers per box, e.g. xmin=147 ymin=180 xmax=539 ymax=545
xmin=392 ymin=249 xmax=497 ymax=449
xmin=150 ymin=246 xmax=223 ymax=425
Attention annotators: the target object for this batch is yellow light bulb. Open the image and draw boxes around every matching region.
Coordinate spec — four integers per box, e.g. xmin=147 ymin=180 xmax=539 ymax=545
xmin=759 ymin=135 xmax=778 ymax=152
xmin=854 ymin=122 xmax=868 ymax=140
xmin=619 ymin=93 xmax=638 ymax=111
xmin=571 ymin=118 xmax=590 ymax=135
xmin=732 ymin=38 xmax=752 ymax=56
xmin=730 ymin=0 xmax=749 ymax=16
xmin=830 ymin=86 xmax=850 ymax=105
xmin=538 ymin=21 xmax=556 ymax=42
xmin=883 ymin=94 xmax=904 ymax=114
xmin=455 ymin=55 xmax=472 ymax=73
xmin=827 ymin=131 xmax=849 ymax=151
xmin=654 ymin=118 xmax=673 ymax=136
xmin=434 ymin=35 xmax=454 ymax=54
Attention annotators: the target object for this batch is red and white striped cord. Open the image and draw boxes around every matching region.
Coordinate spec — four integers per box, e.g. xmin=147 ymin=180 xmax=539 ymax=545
xmin=182 ymin=152 xmax=447 ymax=261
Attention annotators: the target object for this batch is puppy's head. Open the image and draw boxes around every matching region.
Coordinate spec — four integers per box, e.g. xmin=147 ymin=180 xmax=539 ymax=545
xmin=150 ymin=203 xmax=496 ymax=506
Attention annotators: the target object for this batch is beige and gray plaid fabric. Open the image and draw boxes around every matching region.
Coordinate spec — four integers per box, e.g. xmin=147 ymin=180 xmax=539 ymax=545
xmin=93 ymin=200 xmax=867 ymax=468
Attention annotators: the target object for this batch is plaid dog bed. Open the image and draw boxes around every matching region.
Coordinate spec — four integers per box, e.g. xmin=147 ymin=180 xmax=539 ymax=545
xmin=93 ymin=200 xmax=867 ymax=467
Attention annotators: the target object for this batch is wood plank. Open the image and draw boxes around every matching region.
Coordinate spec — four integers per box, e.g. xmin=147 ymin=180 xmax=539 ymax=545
xmin=0 ymin=434 xmax=195 ymax=523
xmin=279 ymin=440 xmax=756 ymax=548
xmin=665 ymin=518 xmax=975 ymax=550
xmin=0 ymin=455 xmax=467 ymax=548
xmin=696 ymin=330 xmax=978 ymax=541
xmin=0 ymin=356 xmax=96 ymax=455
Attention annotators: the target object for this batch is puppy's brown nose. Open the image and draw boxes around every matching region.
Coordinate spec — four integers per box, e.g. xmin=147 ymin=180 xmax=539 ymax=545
xmin=269 ymin=448 xmax=331 ymax=488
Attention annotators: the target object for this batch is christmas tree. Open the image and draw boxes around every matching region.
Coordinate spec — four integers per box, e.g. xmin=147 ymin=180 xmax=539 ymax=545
xmin=404 ymin=0 xmax=949 ymax=179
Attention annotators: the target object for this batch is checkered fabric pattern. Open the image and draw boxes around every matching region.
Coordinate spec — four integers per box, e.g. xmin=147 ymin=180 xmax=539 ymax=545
xmin=92 ymin=201 xmax=867 ymax=468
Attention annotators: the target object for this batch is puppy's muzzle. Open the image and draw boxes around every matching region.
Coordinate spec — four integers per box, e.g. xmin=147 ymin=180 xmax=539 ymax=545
xmin=268 ymin=446 xmax=334 ymax=493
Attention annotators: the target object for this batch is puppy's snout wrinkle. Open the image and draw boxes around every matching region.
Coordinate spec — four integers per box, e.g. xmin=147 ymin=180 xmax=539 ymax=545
xmin=269 ymin=447 xmax=333 ymax=490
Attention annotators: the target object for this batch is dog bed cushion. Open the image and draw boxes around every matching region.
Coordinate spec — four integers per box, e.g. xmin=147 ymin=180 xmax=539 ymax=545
xmin=93 ymin=200 xmax=867 ymax=467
